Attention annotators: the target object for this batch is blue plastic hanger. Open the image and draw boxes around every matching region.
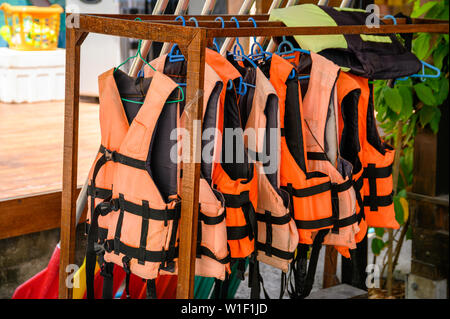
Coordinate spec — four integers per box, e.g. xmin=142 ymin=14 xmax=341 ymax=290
xmin=114 ymin=18 xmax=184 ymax=104
xmin=212 ymin=17 xmax=225 ymax=52
xmin=223 ymin=17 xmax=259 ymax=96
xmin=396 ymin=61 xmax=441 ymax=82
xmin=247 ymin=17 xmax=271 ymax=62
xmin=168 ymin=16 xmax=187 ymax=63
xmin=275 ymin=35 xmax=311 ymax=81
xmin=383 ymin=15 xmax=441 ymax=83
xmin=229 ymin=17 xmax=258 ymax=69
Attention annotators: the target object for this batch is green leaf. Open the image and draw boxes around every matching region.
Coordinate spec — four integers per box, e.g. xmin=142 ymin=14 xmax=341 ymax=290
xmin=394 ymin=195 xmax=405 ymax=226
xmin=419 ymin=104 xmax=438 ymax=127
xmin=375 ymin=227 xmax=385 ymax=238
xmin=432 ymin=39 xmax=449 ymax=70
xmin=383 ymin=87 xmax=403 ymax=114
xmin=411 ymin=1 xmax=438 ymax=18
xmin=406 ymin=226 xmax=413 ymax=240
xmin=414 ymin=83 xmax=438 ymax=106
xmin=413 ymin=33 xmax=431 ymax=60
xmin=425 ymin=1 xmax=445 ymax=19
xmin=397 ymin=189 xmax=408 ymax=198
xmin=437 ymin=78 xmax=449 ymax=105
xmin=371 ymin=238 xmax=385 ymax=256
xmin=429 ymin=107 xmax=442 ymax=134
xmin=398 ymin=86 xmax=413 ymax=119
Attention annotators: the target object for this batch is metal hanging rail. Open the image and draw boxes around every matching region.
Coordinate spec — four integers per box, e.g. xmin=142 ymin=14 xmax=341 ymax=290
xmin=60 ymin=12 xmax=449 ymax=300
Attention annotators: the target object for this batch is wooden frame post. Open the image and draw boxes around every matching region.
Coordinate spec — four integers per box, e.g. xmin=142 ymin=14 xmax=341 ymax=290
xmin=176 ymin=29 xmax=207 ymax=299
xmin=59 ymin=27 xmax=83 ymax=299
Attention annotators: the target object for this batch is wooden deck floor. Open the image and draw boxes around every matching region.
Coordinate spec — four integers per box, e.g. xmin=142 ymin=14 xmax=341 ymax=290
xmin=0 ymin=100 xmax=100 ymax=199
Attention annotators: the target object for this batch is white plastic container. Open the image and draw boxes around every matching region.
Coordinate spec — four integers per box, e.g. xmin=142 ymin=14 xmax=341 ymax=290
xmin=0 ymin=48 xmax=65 ymax=103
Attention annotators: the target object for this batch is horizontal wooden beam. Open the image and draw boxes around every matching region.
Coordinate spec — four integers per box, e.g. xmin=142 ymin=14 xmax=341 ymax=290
xmin=205 ymin=23 xmax=449 ymax=38
xmin=76 ymin=14 xmax=448 ymax=41
xmin=77 ymin=14 xmax=196 ymax=44
xmin=407 ymin=192 xmax=449 ymax=207
xmin=0 ymin=188 xmax=84 ymax=240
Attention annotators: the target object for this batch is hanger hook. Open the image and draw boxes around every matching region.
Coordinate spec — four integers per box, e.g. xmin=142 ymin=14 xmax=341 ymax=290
xmin=230 ymin=17 xmax=244 ymax=57
xmin=175 ymin=15 xmax=186 ymax=26
xmin=215 ymin=16 xmax=225 ymax=28
xmin=188 ymin=17 xmax=199 ymax=28
xmin=212 ymin=17 xmax=225 ymax=52
xmin=383 ymin=15 xmax=397 ymax=25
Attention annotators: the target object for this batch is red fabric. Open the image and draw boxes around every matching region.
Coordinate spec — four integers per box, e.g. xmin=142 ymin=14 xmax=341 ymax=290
xmin=12 ymin=246 xmax=60 ymax=299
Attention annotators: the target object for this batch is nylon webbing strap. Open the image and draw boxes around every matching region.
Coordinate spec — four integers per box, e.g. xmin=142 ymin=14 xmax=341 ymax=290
xmin=85 ymin=150 xmax=108 ymax=300
xmin=224 ymin=191 xmax=257 ymax=242
xmin=255 ymin=211 xmax=292 ymax=225
xmin=85 ymin=203 xmax=103 ymax=299
xmin=307 ymin=152 xmax=328 ymax=161
xmin=114 ymin=194 xmax=126 ymax=255
xmin=330 ymin=184 xmax=340 ymax=234
xmin=110 ymin=196 xmax=181 ymax=221
xmin=106 ymin=239 xmax=179 ymax=263
xmin=294 ymin=216 xmax=334 ymax=230
xmin=99 ymin=145 xmax=146 ymax=170
xmin=255 ymin=241 xmax=295 ymax=260
xmin=363 ymin=192 xmax=394 ymax=208
xmin=146 ymin=279 xmax=157 ymax=299
xmin=264 ymin=210 xmax=273 ymax=257
xmin=283 ymin=181 xmax=332 ymax=198
xmin=87 ymin=185 xmax=112 ymax=200
xmin=288 ymin=229 xmax=328 ymax=299
xmin=222 ymin=191 xmax=250 ymax=208
xmin=363 ymin=163 xmax=393 ymax=211
xmin=138 ymin=200 xmax=150 ymax=265
xmin=197 ymin=245 xmax=231 ymax=264
xmin=199 ymin=209 xmax=226 ymax=225
xmin=353 ymin=174 xmax=364 ymax=212
xmin=332 ymin=178 xmax=353 ymax=193
xmin=255 ymin=210 xmax=292 ymax=258
xmin=299 ymin=229 xmax=328 ymax=298
xmin=101 ymin=262 xmax=114 ymax=299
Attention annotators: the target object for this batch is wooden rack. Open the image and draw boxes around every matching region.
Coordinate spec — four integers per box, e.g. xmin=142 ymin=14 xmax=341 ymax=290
xmin=60 ymin=12 xmax=448 ymax=299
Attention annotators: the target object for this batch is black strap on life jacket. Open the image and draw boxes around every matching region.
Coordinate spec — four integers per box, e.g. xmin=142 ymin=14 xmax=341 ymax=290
xmin=101 ymin=203 xmax=229 ymax=272
xmin=99 ymin=145 xmax=147 ymax=170
xmin=283 ymin=182 xmax=335 ymax=230
xmin=363 ymin=163 xmax=394 ymax=211
xmin=146 ymin=279 xmax=157 ymax=299
xmin=353 ymin=173 xmax=365 ymax=213
xmin=248 ymin=253 xmax=271 ymax=299
xmin=100 ymin=262 xmax=115 ymax=299
xmin=86 ymin=145 xmax=148 ymax=299
xmin=214 ymin=271 xmax=231 ymax=299
xmin=223 ymin=191 xmax=257 ymax=243
xmin=255 ymin=211 xmax=295 ymax=260
xmin=288 ymin=229 xmax=329 ymax=299
xmin=122 ymin=256 xmax=131 ymax=299
xmin=86 ymin=148 xmax=111 ymax=299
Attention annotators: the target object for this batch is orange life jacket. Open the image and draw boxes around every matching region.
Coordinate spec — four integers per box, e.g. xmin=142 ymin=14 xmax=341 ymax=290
xmin=261 ymin=53 xmax=358 ymax=299
xmin=85 ymin=67 xmax=229 ymax=299
xmin=336 ymin=71 xmax=399 ymax=230
xmin=265 ymin=53 xmax=335 ymax=246
xmin=227 ymin=58 xmax=298 ymax=272
xmin=298 ymin=52 xmax=359 ymax=258
xmin=205 ymin=48 xmax=259 ymax=261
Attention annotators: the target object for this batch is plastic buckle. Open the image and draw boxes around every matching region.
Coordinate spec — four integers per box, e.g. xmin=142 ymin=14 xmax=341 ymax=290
xmin=104 ymin=149 xmax=116 ymax=162
xmin=94 ymin=242 xmax=105 ymax=256
xmin=98 ymin=201 xmax=114 ymax=216
xmin=122 ymin=256 xmax=131 ymax=275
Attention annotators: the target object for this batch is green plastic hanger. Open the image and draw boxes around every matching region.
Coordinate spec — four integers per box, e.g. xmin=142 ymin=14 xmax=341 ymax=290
xmin=114 ymin=18 xmax=184 ymax=105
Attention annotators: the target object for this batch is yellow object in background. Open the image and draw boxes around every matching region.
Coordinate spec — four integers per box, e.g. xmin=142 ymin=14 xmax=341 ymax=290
xmin=0 ymin=3 xmax=62 ymax=50
xmin=72 ymin=258 xmax=100 ymax=299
